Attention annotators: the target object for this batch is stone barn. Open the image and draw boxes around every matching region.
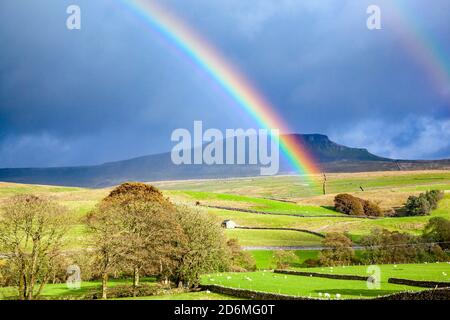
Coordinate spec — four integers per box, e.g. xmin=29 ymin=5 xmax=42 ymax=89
xmin=221 ymin=220 xmax=237 ymax=229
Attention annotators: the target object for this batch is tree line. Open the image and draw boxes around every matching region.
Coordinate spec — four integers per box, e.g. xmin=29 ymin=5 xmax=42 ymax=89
xmin=0 ymin=183 xmax=255 ymax=300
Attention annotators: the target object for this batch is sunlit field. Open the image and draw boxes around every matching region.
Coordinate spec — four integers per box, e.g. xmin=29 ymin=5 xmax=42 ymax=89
xmin=1 ymin=170 xmax=450 ymax=300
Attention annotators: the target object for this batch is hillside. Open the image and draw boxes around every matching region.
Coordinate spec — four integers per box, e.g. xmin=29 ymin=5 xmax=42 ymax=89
xmin=0 ymin=134 xmax=449 ymax=187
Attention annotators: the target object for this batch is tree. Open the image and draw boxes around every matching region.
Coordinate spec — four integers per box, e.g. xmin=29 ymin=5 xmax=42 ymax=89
xmin=226 ymin=239 xmax=256 ymax=272
xmin=86 ymin=200 xmax=124 ymax=299
xmin=404 ymin=190 xmax=444 ymax=216
xmin=334 ymin=194 xmax=364 ymax=216
xmin=423 ymin=217 xmax=450 ymax=250
xmin=0 ymin=195 xmax=68 ymax=300
xmin=274 ymin=251 xmax=298 ymax=269
xmin=424 ymin=190 xmax=444 ymax=210
xmin=319 ymin=233 xmax=355 ymax=266
xmin=334 ymin=194 xmax=383 ymax=217
xmin=88 ymin=182 xmax=184 ymax=298
xmin=405 ymin=195 xmax=431 ymax=216
xmin=362 ymin=200 xmax=383 ymax=217
xmin=359 ymin=228 xmax=444 ymax=264
xmin=171 ymin=205 xmax=229 ymax=287
xmin=322 ymin=174 xmax=327 ymax=195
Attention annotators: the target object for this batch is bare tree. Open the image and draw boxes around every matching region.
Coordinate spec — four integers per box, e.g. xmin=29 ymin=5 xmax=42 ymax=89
xmin=0 ymin=195 xmax=68 ymax=300
xmin=86 ymin=201 xmax=124 ymax=299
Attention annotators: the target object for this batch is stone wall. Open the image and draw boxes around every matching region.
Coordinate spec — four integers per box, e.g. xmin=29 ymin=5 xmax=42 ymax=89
xmin=202 ymin=284 xmax=450 ymax=300
xmin=375 ymin=287 xmax=450 ymax=300
xmin=274 ymin=269 xmax=369 ymax=281
xmin=388 ymin=277 xmax=450 ymax=288
xmin=200 ymin=284 xmax=313 ymax=300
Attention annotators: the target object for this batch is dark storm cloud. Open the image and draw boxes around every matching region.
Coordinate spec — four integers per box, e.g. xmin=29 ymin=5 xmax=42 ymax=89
xmin=1 ymin=0 xmax=449 ymax=167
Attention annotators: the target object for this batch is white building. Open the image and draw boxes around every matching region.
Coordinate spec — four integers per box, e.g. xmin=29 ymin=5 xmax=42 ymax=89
xmin=221 ymin=220 xmax=237 ymax=229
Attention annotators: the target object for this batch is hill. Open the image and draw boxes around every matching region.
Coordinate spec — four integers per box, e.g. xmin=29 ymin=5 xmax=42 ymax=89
xmin=0 ymin=134 xmax=449 ymax=187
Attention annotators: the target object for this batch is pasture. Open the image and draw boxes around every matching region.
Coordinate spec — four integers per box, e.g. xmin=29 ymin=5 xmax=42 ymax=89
xmin=201 ymin=270 xmax=424 ymax=299
xmin=1 ymin=170 xmax=450 ymax=300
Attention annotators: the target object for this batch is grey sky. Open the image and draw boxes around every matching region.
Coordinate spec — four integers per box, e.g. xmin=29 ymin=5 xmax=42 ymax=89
xmin=0 ymin=0 xmax=449 ymax=167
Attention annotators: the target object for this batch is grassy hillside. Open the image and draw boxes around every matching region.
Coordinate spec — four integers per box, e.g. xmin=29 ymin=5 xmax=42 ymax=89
xmin=154 ymin=171 xmax=450 ymax=200
xmin=1 ymin=171 xmax=450 ymax=250
xmin=0 ymin=170 xmax=450 ymax=300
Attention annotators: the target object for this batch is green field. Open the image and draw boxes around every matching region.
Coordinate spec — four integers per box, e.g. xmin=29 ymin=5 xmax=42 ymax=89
xmin=293 ymin=262 xmax=450 ymax=283
xmin=201 ymin=270 xmax=424 ymax=299
xmin=0 ymin=277 xmax=156 ymax=300
xmin=249 ymin=250 xmax=321 ymax=269
xmin=1 ymin=170 xmax=450 ymax=300
xmin=226 ymin=229 xmax=323 ymax=247
xmin=1 ymin=172 xmax=450 ymax=249
xmin=169 ymin=190 xmax=339 ymax=216
xmin=155 ymin=171 xmax=450 ymax=199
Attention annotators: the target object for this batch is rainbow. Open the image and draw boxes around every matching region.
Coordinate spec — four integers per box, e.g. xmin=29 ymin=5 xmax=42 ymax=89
xmin=119 ymin=0 xmax=321 ymax=177
xmin=389 ymin=2 xmax=450 ymax=100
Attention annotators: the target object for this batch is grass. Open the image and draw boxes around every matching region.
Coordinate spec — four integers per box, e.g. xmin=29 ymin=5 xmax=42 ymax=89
xmin=249 ymin=250 xmax=320 ymax=269
xmin=1 ymin=172 xmax=450 ymax=300
xmin=201 ymin=271 xmax=424 ymax=299
xmin=168 ymin=190 xmax=338 ymax=216
xmin=155 ymin=171 xmax=450 ymax=199
xmin=248 ymin=250 xmax=368 ymax=270
xmin=293 ymin=262 xmax=450 ymax=283
xmin=225 ymin=229 xmax=324 ymax=247
xmin=210 ymin=195 xmax=450 ymax=242
xmin=0 ymin=277 xmax=157 ymax=300
xmin=1 ymin=178 xmax=450 ymax=250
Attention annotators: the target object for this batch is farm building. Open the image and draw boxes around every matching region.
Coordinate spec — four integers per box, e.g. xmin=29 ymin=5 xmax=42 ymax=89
xmin=221 ymin=220 xmax=237 ymax=229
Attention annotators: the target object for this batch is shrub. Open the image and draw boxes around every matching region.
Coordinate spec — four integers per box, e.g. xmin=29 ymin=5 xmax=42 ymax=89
xmin=362 ymin=200 xmax=383 ymax=217
xmin=360 ymin=228 xmax=446 ymax=264
xmin=423 ymin=217 xmax=450 ymax=250
xmin=404 ymin=190 xmax=444 ymax=216
xmin=425 ymin=190 xmax=444 ymax=210
xmin=334 ymin=194 xmax=364 ymax=216
xmin=405 ymin=194 xmax=431 ymax=216
xmin=334 ymin=194 xmax=383 ymax=216
xmin=89 ymin=284 xmax=159 ymax=299
xmin=319 ymin=233 xmax=355 ymax=266
xmin=226 ymin=239 xmax=256 ymax=272
xmin=304 ymin=258 xmax=321 ymax=268
xmin=273 ymin=251 xmax=298 ymax=269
